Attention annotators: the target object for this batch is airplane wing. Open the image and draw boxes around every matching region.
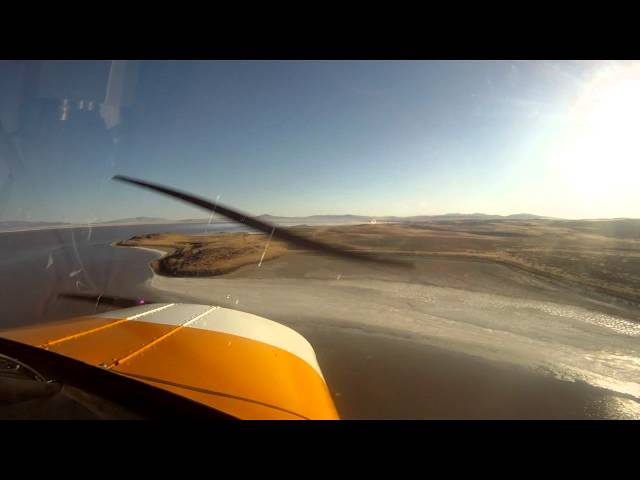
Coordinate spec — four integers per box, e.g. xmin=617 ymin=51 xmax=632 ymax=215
xmin=0 ymin=303 xmax=339 ymax=420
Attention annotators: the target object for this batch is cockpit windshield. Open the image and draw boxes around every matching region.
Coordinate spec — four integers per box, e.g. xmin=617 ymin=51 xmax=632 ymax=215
xmin=1 ymin=60 xmax=640 ymax=419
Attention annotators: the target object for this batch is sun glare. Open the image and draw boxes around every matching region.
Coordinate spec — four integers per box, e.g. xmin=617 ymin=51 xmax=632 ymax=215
xmin=548 ymin=62 xmax=640 ymax=206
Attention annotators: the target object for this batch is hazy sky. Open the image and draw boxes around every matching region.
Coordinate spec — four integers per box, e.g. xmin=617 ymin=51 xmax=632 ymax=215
xmin=2 ymin=60 xmax=639 ymax=222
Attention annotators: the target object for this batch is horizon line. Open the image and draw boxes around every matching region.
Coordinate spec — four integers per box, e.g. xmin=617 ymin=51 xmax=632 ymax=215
xmin=4 ymin=212 xmax=640 ymax=225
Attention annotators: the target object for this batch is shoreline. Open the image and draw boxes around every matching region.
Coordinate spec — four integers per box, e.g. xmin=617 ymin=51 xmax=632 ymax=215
xmin=128 ymin=246 xmax=169 ymax=257
xmin=121 ymin=239 xmax=640 ymax=314
xmin=110 ymin=241 xmax=169 ymax=258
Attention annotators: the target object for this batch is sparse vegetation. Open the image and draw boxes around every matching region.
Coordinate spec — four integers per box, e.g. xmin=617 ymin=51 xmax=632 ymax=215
xmin=116 ymin=232 xmax=288 ymax=277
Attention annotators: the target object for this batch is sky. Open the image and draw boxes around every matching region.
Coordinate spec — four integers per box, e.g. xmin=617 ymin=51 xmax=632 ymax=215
xmin=1 ymin=60 xmax=640 ymax=223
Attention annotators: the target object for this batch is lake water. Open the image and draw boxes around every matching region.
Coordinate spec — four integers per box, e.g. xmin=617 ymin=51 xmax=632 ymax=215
xmin=0 ymin=223 xmax=252 ymax=329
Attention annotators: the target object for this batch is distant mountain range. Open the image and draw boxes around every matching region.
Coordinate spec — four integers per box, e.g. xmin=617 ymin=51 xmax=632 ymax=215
xmin=0 ymin=217 xmax=182 ymax=231
xmin=0 ymin=221 xmax=71 ymax=231
xmin=0 ymin=213 xmax=560 ymax=231
xmin=0 ymin=221 xmax=70 ymax=227
xmin=254 ymin=213 xmax=554 ymax=224
xmin=96 ymin=217 xmax=172 ymax=224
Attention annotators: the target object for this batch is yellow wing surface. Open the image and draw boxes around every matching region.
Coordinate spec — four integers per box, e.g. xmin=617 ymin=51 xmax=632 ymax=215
xmin=0 ymin=303 xmax=339 ymax=420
